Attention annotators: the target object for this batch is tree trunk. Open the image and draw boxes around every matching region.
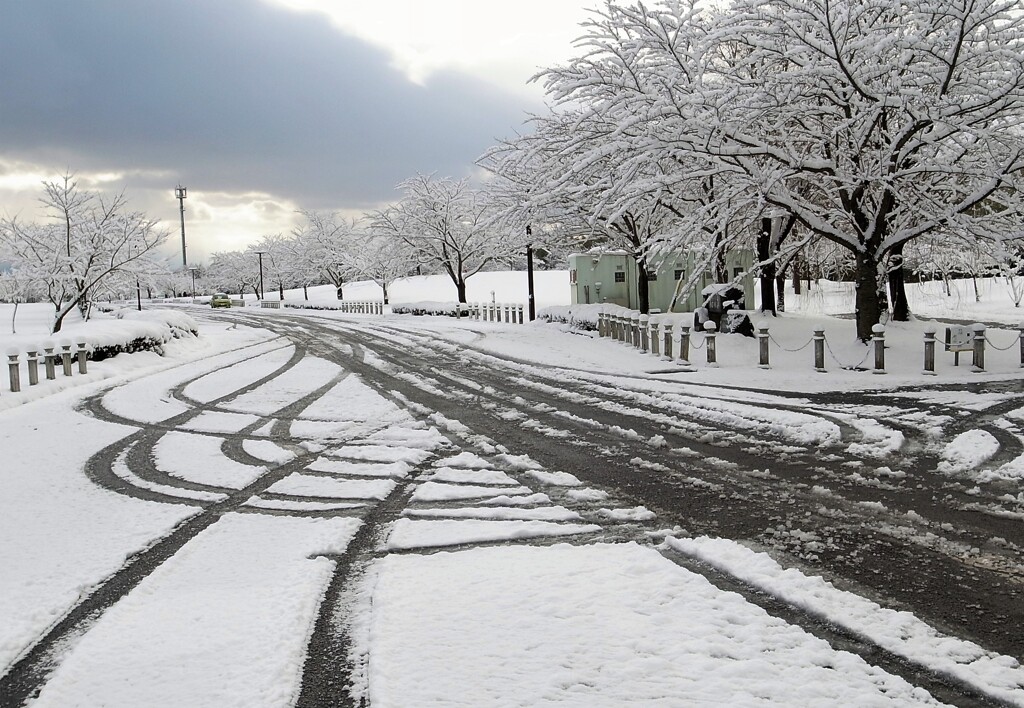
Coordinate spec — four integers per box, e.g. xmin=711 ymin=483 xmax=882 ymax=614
xmin=854 ymin=251 xmax=884 ymax=341
xmin=757 ymin=217 xmax=777 ymax=315
xmin=792 ymin=253 xmax=802 ymax=295
xmin=636 ymin=260 xmax=651 ymax=314
xmin=279 ymin=282 xmax=284 ymax=300
xmin=775 ymin=275 xmax=786 ymax=313
xmin=888 ymin=242 xmax=910 ymax=321
xmin=973 ymin=276 xmax=980 ymax=302
xmin=456 ymin=278 xmax=467 ymax=304
xmin=382 ymin=282 xmax=390 ymax=304
xmin=303 ymin=285 xmax=309 ymax=300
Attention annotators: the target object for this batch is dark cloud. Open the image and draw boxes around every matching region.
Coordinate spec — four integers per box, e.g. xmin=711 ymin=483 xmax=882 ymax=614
xmin=0 ymin=0 xmax=536 ymax=209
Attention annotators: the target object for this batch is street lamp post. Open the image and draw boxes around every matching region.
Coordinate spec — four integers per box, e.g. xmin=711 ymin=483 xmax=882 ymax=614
xmin=525 ymin=225 xmax=536 ymax=322
xmin=254 ymin=251 xmax=266 ymax=300
xmin=136 ymin=276 xmax=142 ymax=311
xmin=175 ymin=185 xmax=188 ymax=268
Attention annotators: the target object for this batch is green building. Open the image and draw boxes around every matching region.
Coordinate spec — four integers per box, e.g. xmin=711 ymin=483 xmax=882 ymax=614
xmin=568 ymin=250 xmax=755 ymax=312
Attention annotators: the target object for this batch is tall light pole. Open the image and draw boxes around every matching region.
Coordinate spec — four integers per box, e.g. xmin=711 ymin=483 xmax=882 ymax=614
xmin=254 ymin=251 xmax=266 ymax=300
xmin=175 ymin=185 xmax=188 ymax=268
xmin=188 ymin=267 xmax=199 ymax=300
xmin=525 ymin=225 xmax=536 ymax=321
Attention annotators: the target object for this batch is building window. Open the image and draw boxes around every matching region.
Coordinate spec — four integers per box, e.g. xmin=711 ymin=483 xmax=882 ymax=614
xmin=674 ymin=269 xmax=684 ymax=281
xmin=647 ymin=272 xmax=658 ymax=281
xmin=614 ymin=271 xmax=626 ymax=283
xmin=733 ymin=267 xmax=744 ymax=279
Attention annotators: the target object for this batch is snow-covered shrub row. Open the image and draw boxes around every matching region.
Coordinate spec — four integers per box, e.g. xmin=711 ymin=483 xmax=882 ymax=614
xmin=538 ymin=303 xmax=638 ymax=331
xmin=282 ymin=302 xmax=346 ymax=311
xmin=85 ymin=310 xmax=199 ymax=361
xmin=391 ymin=302 xmax=470 ymax=317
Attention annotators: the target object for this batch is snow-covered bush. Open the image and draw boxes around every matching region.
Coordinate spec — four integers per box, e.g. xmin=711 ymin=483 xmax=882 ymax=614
xmin=283 ymin=302 xmax=345 ymax=311
xmin=391 ymin=302 xmax=469 ymax=317
xmin=537 ymin=305 xmax=602 ymax=331
xmin=87 ymin=309 xmax=199 ymax=360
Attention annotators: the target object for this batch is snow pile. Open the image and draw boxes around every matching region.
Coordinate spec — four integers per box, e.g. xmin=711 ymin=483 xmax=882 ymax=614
xmin=938 ymin=430 xmax=1000 ymax=473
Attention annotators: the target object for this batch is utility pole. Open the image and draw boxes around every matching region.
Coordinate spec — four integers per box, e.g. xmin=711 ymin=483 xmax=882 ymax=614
xmin=175 ymin=185 xmax=188 ymax=268
xmin=255 ymin=251 xmax=266 ymax=300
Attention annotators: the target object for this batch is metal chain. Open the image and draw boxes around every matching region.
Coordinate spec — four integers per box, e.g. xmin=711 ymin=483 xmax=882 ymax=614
xmin=985 ymin=334 xmax=1021 ymax=352
xmin=690 ymin=334 xmax=707 ymax=351
xmin=767 ymin=332 xmax=814 ymax=353
xmin=823 ymin=337 xmax=872 ymax=370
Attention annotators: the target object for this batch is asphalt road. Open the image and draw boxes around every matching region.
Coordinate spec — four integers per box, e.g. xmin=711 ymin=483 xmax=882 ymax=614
xmin=2 ymin=309 xmax=1022 ymax=707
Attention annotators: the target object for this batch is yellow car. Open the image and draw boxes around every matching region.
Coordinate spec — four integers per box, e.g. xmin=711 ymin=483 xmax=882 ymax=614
xmin=210 ymin=293 xmax=232 ymax=308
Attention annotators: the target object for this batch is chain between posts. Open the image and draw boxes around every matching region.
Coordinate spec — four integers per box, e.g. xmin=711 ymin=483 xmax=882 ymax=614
xmin=690 ymin=333 xmax=707 ymax=351
xmin=985 ymin=333 xmax=1020 ymax=351
xmin=767 ymin=333 xmax=814 ymax=353
xmin=823 ymin=337 xmax=873 ymax=370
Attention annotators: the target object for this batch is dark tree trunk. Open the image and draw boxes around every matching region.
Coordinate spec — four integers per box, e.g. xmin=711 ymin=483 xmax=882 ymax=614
xmin=382 ymin=282 xmax=390 ymax=304
xmin=888 ymin=242 xmax=910 ymax=321
xmin=303 ymin=285 xmax=309 ymax=300
xmin=775 ymin=274 xmax=786 ymax=313
xmin=456 ymin=279 xmax=467 ymax=304
xmin=279 ymin=282 xmax=284 ymax=300
xmin=636 ymin=260 xmax=651 ymax=314
xmin=757 ymin=217 xmax=777 ymax=315
xmin=792 ymin=253 xmax=802 ymax=295
xmin=854 ymin=251 xmax=884 ymax=341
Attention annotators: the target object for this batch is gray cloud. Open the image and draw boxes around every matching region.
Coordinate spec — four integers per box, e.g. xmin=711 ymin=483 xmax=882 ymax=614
xmin=0 ymin=0 xmax=536 ymax=209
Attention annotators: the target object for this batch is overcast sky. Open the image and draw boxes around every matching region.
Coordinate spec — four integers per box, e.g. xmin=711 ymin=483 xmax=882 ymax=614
xmin=0 ymin=0 xmax=593 ymax=263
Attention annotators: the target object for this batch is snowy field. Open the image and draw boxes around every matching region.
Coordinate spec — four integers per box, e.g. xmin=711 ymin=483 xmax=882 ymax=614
xmin=1 ymin=271 xmax=1023 ymax=706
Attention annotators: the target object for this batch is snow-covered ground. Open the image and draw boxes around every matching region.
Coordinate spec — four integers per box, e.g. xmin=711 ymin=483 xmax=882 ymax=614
xmin=1 ymin=271 xmax=1023 ymax=706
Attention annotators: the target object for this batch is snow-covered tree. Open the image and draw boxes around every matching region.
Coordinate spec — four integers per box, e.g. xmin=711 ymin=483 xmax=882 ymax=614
xmin=295 ymin=211 xmax=358 ymax=299
xmin=207 ymin=250 xmax=260 ymax=297
xmin=0 ymin=174 xmax=168 ymax=333
xmin=353 ymin=228 xmax=415 ymax=304
xmin=536 ymin=0 xmax=1024 ymax=339
xmin=371 ymin=175 xmax=518 ymax=303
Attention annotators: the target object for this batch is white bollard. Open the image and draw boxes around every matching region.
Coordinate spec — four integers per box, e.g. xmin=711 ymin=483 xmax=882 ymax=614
xmin=26 ymin=348 xmax=39 ymax=386
xmin=7 ymin=348 xmax=20 ymax=392
xmin=43 ymin=342 xmax=56 ymax=380
xmin=76 ymin=339 xmax=88 ymax=374
xmin=705 ymin=321 xmax=718 ymax=366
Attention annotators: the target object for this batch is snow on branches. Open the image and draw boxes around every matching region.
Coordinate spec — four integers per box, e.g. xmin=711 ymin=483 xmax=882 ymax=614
xmin=512 ymin=0 xmax=1024 ymax=338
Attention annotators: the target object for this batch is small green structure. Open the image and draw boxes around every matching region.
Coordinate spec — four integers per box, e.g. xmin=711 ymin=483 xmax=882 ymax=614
xmin=568 ymin=250 xmax=755 ymax=312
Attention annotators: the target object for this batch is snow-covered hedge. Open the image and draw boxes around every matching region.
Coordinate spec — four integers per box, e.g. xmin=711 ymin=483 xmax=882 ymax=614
xmin=84 ymin=309 xmax=199 ymax=361
xmin=537 ymin=304 xmax=610 ymax=331
xmin=283 ymin=302 xmax=345 ymax=311
xmin=391 ymin=302 xmax=469 ymax=317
